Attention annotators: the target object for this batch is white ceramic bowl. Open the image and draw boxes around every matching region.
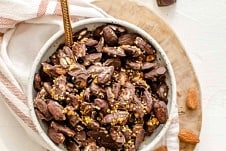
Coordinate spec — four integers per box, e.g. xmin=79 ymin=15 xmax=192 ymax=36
xmin=28 ymin=18 xmax=176 ymax=151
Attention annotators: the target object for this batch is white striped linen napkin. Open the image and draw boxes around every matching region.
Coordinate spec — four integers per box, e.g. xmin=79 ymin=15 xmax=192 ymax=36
xmin=0 ymin=0 xmax=179 ymax=150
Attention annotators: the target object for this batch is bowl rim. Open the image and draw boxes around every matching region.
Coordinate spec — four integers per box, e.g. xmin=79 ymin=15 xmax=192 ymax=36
xmin=28 ymin=17 xmax=177 ymax=151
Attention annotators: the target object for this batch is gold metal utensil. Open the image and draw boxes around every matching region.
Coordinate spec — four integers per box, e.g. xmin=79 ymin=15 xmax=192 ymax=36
xmin=60 ymin=0 xmax=73 ymax=47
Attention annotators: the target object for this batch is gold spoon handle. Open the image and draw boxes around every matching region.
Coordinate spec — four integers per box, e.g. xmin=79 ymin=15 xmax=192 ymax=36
xmin=60 ymin=0 xmax=73 ymax=47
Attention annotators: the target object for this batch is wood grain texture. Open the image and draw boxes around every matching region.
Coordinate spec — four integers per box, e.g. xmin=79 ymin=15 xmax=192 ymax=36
xmin=92 ymin=0 xmax=202 ymax=150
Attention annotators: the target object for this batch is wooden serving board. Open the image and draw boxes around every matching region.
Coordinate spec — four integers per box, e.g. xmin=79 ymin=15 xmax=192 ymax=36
xmin=92 ymin=0 xmax=202 ymax=150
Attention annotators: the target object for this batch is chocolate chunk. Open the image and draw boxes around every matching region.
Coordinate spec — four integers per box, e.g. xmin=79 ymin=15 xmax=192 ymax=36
xmin=83 ymin=53 xmax=102 ymax=66
xmin=63 ymin=46 xmax=74 ymax=57
xmin=97 ymin=66 xmax=114 ymax=84
xmin=153 ymin=101 xmax=168 ymax=124
xmin=156 ymin=83 xmax=169 ymax=101
xmin=106 ymin=86 xmax=115 ymax=102
xmin=84 ymin=141 xmax=98 ymax=151
xmin=102 ymin=111 xmax=129 ymax=125
xmin=103 ymin=58 xmax=121 ymax=69
xmin=126 ymin=61 xmax=156 ymax=71
xmin=103 ymin=47 xmax=126 ymax=57
xmin=120 ymin=45 xmax=142 ymax=57
xmin=48 ymin=127 xmax=65 ymax=144
xmin=118 ymin=71 xmax=129 ymax=86
xmin=66 ymin=140 xmax=80 ymax=151
xmin=85 ymin=38 xmax=98 ymax=47
xmin=87 ymin=65 xmax=105 ymax=76
xmin=75 ymin=125 xmax=84 ymax=131
xmin=82 ymin=116 xmax=100 ymax=130
xmin=126 ymin=60 xmax=142 ymax=70
xmin=146 ymin=115 xmax=159 ymax=133
xmin=103 ymin=26 xmax=118 ymax=46
xmin=118 ymin=33 xmax=137 ymax=45
xmin=34 ymin=73 xmax=42 ymax=91
xmin=108 ymin=24 xmax=127 ymax=34
xmin=110 ymin=126 xmax=126 ymax=144
xmin=49 ymin=53 xmax=60 ymax=65
xmin=94 ymin=98 xmax=108 ymax=111
xmin=131 ymin=95 xmax=145 ymax=118
xmin=133 ymin=78 xmax=149 ymax=90
xmin=43 ymin=82 xmax=52 ymax=95
xmin=82 ymin=88 xmax=91 ymax=102
xmin=68 ymin=112 xmax=80 ymax=127
xmin=47 ymin=100 xmax=66 ymax=121
xmin=145 ymin=66 xmax=166 ymax=79
xmin=80 ymin=102 xmax=97 ymax=115
xmin=72 ymin=42 xmax=86 ymax=58
xmin=134 ymin=127 xmax=145 ymax=150
xmin=90 ymin=82 xmax=106 ymax=98
xmin=34 ymin=98 xmax=50 ymax=117
xmin=112 ymin=83 xmax=121 ymax=99
xmin=142 ymin=62 xmax=156 ymax=70
xmin=142 ymin=90 xmax=153 ymax=113
xmin=51 ymin=121 xmax=75 ymax=137
xmin=87 ymin=128 xmax=106 ymax=139
xmin=146 ymin=54 xmax=156 ymax=62
xmin=58 ymin=47 xmax=76 ymax=68
xmin=73 ymin=28 xmax=90 ymax=40
xmin=35 ymin=102 xmax=52 ymax=121
xmin=118 ymin=82 xmax=135 ymax=103
xmin=134 ymin=37 xmax=155 ymax=55
xmin=97 ymin=147 xmax=106 ymax=151
xmin=35 ymin=109 xmax=52 ymax=121
xmin=50 ymin=75 xmax=67 ymax=101
xmin=74 ymin=131 xmax=86 ymax=142
xmin=68 ymin=69 xmax=89 ymax=88
xmin=95 ymin=37 xmax=104 ymax=52
xmin=67 ymin=94 xmax=80 ymax=109
xmin=121 ymin=125 xmax=133 ymax=141
xmin=93 ymin=25 xmax=105 ymax=38
xmin=42 ymin=63 xmax=67 ymax=77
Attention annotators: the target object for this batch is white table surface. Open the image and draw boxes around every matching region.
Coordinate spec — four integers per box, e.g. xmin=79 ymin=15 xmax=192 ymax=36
xmin=1 ymin=0 xmax=226 ymax=150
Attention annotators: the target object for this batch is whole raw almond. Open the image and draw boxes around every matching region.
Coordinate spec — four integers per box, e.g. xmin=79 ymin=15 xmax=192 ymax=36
xmin=186 ymin=87 xmax=198 ymax=110
xmin=178 ymin=129 xmax=200 ymax=144
xmin=154 ymin=146 xmax=168 ymax=151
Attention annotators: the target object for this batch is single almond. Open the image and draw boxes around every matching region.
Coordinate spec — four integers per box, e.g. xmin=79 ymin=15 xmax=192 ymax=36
xmin=178 ymin=129 xmax=200 ymax=144
xmin=154 ymin=145 xmax=168 ymax=151
xmin=186 ymin=87 xmax=198 ymax=110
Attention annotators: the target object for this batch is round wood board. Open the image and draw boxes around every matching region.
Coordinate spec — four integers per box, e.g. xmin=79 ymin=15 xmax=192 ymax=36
xmin=93 ymin=0 xmax=202 ymax=150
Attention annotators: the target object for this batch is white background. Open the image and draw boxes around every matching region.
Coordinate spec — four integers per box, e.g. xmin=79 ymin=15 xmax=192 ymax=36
xmin=0 ymin=0 xmax=226 ymax=150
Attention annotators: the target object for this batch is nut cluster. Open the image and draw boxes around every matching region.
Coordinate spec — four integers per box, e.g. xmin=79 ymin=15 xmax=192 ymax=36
xmin=33 ymin=23 xmax=169 ymax=151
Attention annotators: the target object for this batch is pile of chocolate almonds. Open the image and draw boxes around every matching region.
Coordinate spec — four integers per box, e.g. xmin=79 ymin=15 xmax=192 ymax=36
xmin=33 ymin=23 xmax=169 ymax=151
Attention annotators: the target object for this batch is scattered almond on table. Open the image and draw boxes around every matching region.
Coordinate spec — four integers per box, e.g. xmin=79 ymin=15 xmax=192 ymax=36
xmin=154 ymin=145 xmax=168 ymax=151
xmin=178 ymin=129 xmax=200 ymax=144
xmin=157 ymin=0 xmax=176 ymax=6
xmin=186 ymin=87 xmax=199 ymax=110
